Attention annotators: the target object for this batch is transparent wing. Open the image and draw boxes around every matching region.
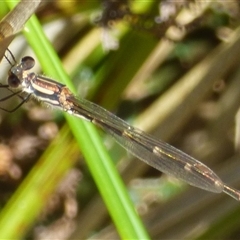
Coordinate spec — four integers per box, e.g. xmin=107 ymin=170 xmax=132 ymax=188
xmin=68 ymin=95 xmax=224 ymax=193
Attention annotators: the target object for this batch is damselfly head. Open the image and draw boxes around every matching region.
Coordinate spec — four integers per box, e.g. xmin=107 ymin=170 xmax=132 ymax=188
xmin=7 ymin=56 xmax=35 ymax=89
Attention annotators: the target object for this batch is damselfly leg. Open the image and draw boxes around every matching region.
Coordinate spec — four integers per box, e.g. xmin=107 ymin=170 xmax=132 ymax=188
xmin=0 ymin=92 xmax=31 ymax=112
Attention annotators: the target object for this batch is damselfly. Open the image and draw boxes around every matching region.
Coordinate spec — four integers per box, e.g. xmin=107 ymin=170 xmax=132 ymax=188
xmin=1 ymin=53 xmax=240 ymax=201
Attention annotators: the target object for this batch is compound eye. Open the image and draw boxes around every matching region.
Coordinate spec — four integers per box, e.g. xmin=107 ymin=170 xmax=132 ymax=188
xmin=8 ymin=74 xmax=21 ymax=88
xmin=21 ymin=56 xmax=35 ymax=70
